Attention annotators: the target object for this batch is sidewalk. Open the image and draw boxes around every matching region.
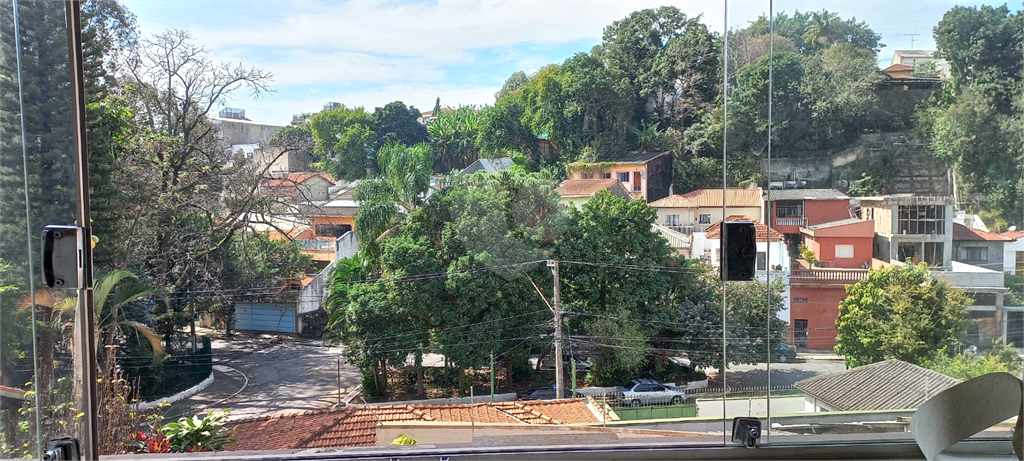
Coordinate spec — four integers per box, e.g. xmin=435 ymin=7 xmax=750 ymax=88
xmin=799 ymin=350 xmax=846 ymax=361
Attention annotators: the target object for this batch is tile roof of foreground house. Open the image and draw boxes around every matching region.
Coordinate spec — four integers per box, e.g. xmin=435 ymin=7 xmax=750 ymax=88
xmin=554 ymin=179 xmax=630 ymax=198
xmin=704 ymin=216 xmax=784 ymax=242
xmin=795 ymin=359 xmax=961 ymax=411
xmin=765 ymin=188 xmax=850 ymax=201
xmin=226 ymin=399 xmax=601 ymax=450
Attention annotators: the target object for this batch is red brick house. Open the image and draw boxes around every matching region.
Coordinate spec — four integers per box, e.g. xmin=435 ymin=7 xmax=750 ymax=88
xmin=765 ymin=189 xmax=852 ymax=256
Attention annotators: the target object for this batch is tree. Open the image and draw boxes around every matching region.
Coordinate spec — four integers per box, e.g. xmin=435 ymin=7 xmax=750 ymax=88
xmin=267 ymin=123 xmax=316 ymax=165
xmin=599 ymin=6 xmax=719 ymax=127
xmin=803 ymin=10 xmax=839 ymax=46
xmin=309 ymin=104 xmax=376 ymax=180
xmin=495 ymin=70 xmax=529 ymax=101
xmin=428 ymin=106 xmax=480 ymax=172
xmin=747 ymin=10 xmax=882 ymax=54
xmin=934 ymin=4 xmax=1022 ymax=92
xmin=476 ymin=99 xmax=540 ymax=165
xmin=353 ymin=142 xmax=434 ymax=262
xmin=801 ymin=43 xmax=885 ymax=144
xmin=371 ymin=101 xmax=428 ymax=150
xmin=553 ymin=191 xmax=673 ymax=384
xmin=835 ymin=263 xmax=972 ymax=368
xmin=731 ymin=52 xmax=813 ymax=151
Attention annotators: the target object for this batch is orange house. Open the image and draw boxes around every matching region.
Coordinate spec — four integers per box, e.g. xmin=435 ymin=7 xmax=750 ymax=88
xmin=566 ymin=151 xmax=673 ymax=203
xmin=789 ymin=218 xmax=876 ymax=349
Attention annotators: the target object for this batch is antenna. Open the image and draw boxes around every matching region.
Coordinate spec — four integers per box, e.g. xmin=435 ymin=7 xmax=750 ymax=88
xmin=902 ymin=33 xmax=921 ymax=50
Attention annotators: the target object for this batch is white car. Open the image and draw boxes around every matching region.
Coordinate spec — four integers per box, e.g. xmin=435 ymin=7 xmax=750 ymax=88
xmin=616 ymin=379 xmax=687 ymax=407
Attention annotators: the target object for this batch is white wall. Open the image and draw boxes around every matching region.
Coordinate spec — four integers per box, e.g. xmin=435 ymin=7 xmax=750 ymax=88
xmin=1003 ymin=239 xmax=1023 ymax=274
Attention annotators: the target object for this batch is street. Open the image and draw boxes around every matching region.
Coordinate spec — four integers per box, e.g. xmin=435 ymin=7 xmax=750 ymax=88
xmin=702 ymin=354 xmax=849 ymax=388
xmin=163 ymin=332 xmax=361 ymax=421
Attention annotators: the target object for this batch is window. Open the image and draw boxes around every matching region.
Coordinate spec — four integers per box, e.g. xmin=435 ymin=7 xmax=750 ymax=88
xmin=664 ymin=214 xmax=680 ymax=226
xmin=581 ymin=172 xmax=594 ymax=179
xmin=835 ymin=244 xmax=855 ymax=259
xmin=776 ymin=203 xmax=803 ymax=217
xmin=962 ymin=246 xmax=987 ymax=261
xmin=698 ymin=214 xmax=711 ymax=224
xmin=756 ymin=251 xmax=766 ymax=270
xmin=897 ymin=205 xmax=946 ymax=235
xmin=923 ymin=242 xmax=944 ymax=266
xmin=618 ymin=172 xmax=629 ymax=182
xmin=793 ymin=298 xmax=809 ymax=303
xmin=602 ymin=172 xmax=612 ymax=179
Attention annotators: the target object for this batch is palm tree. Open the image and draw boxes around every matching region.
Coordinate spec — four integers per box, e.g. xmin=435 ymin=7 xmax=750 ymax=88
xmin=354 ymin=141 xmax=434 ymax=262
xmin=804 ymin=10 xmax=840 ymax=46
xmin=20 ymin=270 xmax=163 ymax=365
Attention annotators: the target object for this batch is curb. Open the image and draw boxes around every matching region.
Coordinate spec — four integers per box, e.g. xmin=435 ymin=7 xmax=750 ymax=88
xmin=134 ymin=372 xmax=215 ymax=411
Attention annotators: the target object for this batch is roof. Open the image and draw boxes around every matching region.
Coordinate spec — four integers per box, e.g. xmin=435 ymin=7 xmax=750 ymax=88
xmin=795 ymin=359 xmax=961 ymax=411
xmin=263 ymin=172 xmax=335 ymax=188
xmin=893 ymin=50 xmax=936 ymax=58
xmin=458 ymin=157 xmax=514 ymax=176
xmin=883 ymin=63 xmax=913 ymax=73
xmin=0 ymin=385 xmax=26 ymax=401
xmin=804 ymin=218 xmax=866 ymax=231
xmin=554 ymin=179 xmax=629 ymax=198
xmin=612 ymin=150 xmax=671 ymax=164
xmin=648 ymin=194 xmax=697 ymax=208
xmin=227 ymin=399 xmax=600 ymax=451
xmin=227 ymin=406 xmax=376 ymax=451
xmin=766 ymin=189 xmax=850 ymax=202
xmin=952 ymin=222 xmax=1012 ymax=242
xmin=678 ymin=188 xmax=763 ymax=208
xmin=1002 ymin=230 xmax=1024 ymax=240
xmin=705 ymin=216 xmax=784 ymax=242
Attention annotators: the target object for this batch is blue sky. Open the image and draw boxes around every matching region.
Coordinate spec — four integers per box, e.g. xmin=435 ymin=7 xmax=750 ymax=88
xmin=121 ymin=0 xmax=1012 ymax=125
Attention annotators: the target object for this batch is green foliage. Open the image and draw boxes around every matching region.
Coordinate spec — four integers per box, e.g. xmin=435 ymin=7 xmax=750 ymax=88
xmin=934 ymin=4 xmax=1022 ymax=92
xmin=372 ymin=101 xmax=429 ymax=150
xmin=391 ymin=434 xmax=418 ymax=445
xmin=310 ymin=104 xmax=376 ymax=180
xmin=798 ymin=244 xmax=818 ymax=266
xmin=745 ymin=10 xmax=882 ymax=54
xmin=267 ymin=124 xmax=316 ymax=163
xmin=835 ymin=263 xmax=972 ymax=368
xmin=429 ymin=106 xmax=481 ymax=171
xmin=476 ymin=99 xmax=540 ymax=165
xmin=158 ymin=409 xmax=234 ymax=453
xmin=923 ymin=340 xmax=1024 ymax=380
xmin=354 ymin=142 xmax=434 ymax=261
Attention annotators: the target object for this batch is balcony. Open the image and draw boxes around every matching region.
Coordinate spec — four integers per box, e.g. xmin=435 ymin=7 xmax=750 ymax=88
xmin=790 ymin=268 xmax=869 ymax=286
xmin=774 ymin=217 xmax=807 ymax=227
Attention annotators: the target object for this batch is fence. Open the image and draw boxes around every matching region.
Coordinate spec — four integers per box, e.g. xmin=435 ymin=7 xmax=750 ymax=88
xmin=123 ymin=336 xmax=213 ymax=401
xmin=613 ymin=404 xmax=698 ymax=421
xmin=691 ymin=385 xmax=801 ymax=399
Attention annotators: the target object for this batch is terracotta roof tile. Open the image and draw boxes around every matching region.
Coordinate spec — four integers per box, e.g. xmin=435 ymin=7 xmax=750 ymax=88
xmin=555 ymin=179 xmax=624 ymax=197
xmin=227 ymin=406 xmax=376 ymax=451
xmin=648 ymin=195 xmax=697 ymax=208
xmin=883 ymin=63 xmax=913 ymax=72
xmin=1003 ymin=230 xmax=1024 ymax=240
xmin=705 ymin=216 xmax=784 ymax=242
xmin=952 ymin=222 xmax=1012 ymax=242
xmin=677 ymin=188 xmax=763 ymax=208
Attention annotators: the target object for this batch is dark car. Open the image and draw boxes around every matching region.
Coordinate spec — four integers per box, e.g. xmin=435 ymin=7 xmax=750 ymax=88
xmin=773 ymin=344 xmax=798 ymax=363
xmin=520 ymin=386 xmax=575 ymax=401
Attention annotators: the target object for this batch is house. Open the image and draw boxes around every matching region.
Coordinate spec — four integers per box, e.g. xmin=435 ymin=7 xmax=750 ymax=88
xmin=952 ymin=222 xmax=1011 ymax=272
xmin=652 ymin=188 xmax=764 ymax=233
xmin=891 ymin=50 xmax=951 ymax=78
xmin=227 ymin=399 xmax=602 ymax=450
xmin=860 ymin=195 xmax=954 ymax=267
xmin=796 ymin=359 xmax=960 ymax=413
xmin=566 ymin=151 xmax=672 ymax=203
xmin=698 ymin=216 xmax=787 ymax=271
xmin=458 ymin=157 xmax=514 ymax=176
xmin=212 ymin=108 xmax=286 ymax=149
xmin=860 ymin=194 xmax=1008 ymax=347
xmin=553 ymin=179 xmax=632 ymax=209
xmin=262 ymin=172 xmax=335 ymax=204
xmin=790 ymin=218 xmax=877 ymax=349
xmin=766 ymin=188 xmax=852 ymax=255
xmin=800 ymin=218 xmax=874 ymax=269
xmin=882 ymin=63 xmax=914 ymax=79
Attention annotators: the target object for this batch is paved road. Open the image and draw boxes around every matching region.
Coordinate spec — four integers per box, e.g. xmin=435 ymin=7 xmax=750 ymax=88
xmin=703 ymin=355 xmax=848 ymax=388
xmin=163 ymin=332 xmax=361 ymax=421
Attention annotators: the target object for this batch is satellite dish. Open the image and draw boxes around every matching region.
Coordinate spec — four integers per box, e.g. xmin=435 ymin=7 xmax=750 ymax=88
xmin=1009 ymin=226 xmax=1018 ymax=232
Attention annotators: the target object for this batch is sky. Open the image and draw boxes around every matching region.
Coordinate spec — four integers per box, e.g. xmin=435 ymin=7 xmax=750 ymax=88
xmin=121 ymin=0 xmax=1013 ymax=125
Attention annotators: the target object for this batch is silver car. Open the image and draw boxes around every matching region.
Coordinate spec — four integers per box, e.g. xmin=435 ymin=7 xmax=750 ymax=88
xmin=616 ymin=379 xmax=687 ymax=407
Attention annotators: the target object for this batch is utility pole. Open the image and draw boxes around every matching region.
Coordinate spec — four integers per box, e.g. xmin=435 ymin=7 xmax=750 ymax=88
xmin=548 ymin=260 xmax=564 ymax=400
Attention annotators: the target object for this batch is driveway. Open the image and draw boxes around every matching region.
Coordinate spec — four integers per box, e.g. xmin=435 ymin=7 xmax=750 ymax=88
xmin=702 ymin=356 xmax=848 ymax=388
xmin=162 ymin=332 xmax=361 ymax=421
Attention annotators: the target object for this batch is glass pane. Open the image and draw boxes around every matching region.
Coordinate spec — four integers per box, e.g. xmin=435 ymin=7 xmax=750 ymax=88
xmin=0 ymin=0 xmax=77 ymax=458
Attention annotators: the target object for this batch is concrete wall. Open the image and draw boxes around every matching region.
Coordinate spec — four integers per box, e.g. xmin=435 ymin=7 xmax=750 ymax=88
xmin=213 ymin=117 xmax=285 ymax=146
xmin=953 ymin=240 xmax=1004 ymax=272
xmin=811 ymin=236 xmax=873 ymax=269
xmin=789 ymin=285 xmax=847 ymax=349
xmin=1002 ymin=239 xmax=1024 ymax=274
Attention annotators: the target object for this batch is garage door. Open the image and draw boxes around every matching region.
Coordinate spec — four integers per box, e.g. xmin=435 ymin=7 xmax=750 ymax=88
xmin=234 ymin=303 xmax=296 ymax=333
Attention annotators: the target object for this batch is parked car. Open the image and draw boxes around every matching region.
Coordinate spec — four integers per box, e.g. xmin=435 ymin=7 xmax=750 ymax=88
xmin=615 ymin=379 xmax=686 ymax=407
xmin=520 ymin=386 xmax=575 ymax=401
xmin=773 ymin=344 xmax=797 ymax=363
